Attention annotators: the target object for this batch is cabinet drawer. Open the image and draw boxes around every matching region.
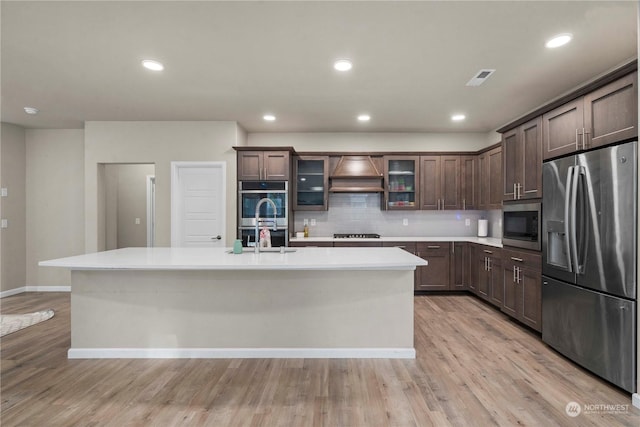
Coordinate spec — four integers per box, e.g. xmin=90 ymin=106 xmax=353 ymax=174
xmin=416 ymin=242 xmax=450 ymax=255
xmin=382 ymin=242 xmax=417 ymax=254
xmin=502 ymin=248 xmax=541 ymax=269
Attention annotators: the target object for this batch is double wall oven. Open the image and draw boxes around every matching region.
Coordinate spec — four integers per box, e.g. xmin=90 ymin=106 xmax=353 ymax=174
xmin=238 ymin=181 xmax=289 ymax=247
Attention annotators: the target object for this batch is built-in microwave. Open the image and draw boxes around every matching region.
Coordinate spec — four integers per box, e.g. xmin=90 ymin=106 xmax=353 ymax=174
xmin=502 ymin=202 xmax=541 ymax=251
xmin=238 ymin=181 xmax=288 ymax=228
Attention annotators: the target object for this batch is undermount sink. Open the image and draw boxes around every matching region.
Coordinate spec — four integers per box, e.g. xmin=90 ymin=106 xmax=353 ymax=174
xmin=227 ymin=247 xmax=297 ymax=254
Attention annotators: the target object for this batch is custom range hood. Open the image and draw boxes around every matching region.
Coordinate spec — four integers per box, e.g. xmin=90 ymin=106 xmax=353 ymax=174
xmin=329 ymin=156 xmax=384 ymax=193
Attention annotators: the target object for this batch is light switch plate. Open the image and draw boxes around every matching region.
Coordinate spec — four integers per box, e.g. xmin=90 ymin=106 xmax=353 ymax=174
xmin=402 ymin=218 xmax=408 ymax=226
xmin=303 ymin=219 xmax=309 ymax=226
xmin=135 ymin=218 xmax=141 ymax=225
xmin=465 ymin=218 xmax=471 ymax=226
xmin=1 ymin=188 xmax=7 ymax=197
xmin=310 ymin=219 xmax=316 ymax=226
xmin=1 ymin=219 xmax=7 ymax=229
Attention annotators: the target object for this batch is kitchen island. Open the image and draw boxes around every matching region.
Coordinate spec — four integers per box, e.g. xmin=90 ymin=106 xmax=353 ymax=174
xmin=40 ymin=247 xmax=426 ymax=359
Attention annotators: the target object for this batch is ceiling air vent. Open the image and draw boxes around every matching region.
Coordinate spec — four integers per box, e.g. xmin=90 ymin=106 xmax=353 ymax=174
xmin=466 ymin=69 xmax=496 ymax=87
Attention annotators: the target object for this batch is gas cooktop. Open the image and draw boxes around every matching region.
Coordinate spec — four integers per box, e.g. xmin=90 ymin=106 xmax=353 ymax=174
xmin=333 ymin=233 xmax=381 ymax=239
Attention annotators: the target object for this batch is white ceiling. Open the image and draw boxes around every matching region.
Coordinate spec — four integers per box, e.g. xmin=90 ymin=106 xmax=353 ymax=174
xmin=1 ymin=1 xmax=637 ymax=133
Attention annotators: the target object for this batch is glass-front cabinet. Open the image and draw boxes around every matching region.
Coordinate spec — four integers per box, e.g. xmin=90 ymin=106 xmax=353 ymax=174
xmin=293 ymin=156 xmax=329 ymax=210
xmin=384 ymin=155 xmax=420 ymax=210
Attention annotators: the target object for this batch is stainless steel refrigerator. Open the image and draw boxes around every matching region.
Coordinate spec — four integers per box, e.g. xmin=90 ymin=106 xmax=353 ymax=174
xmin=542 ymin=140 xmax=637 ymax=393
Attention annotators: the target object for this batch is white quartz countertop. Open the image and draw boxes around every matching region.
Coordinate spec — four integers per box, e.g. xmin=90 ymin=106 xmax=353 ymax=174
xmin=291 ymin=236 xmax=503 ymax=248
xmin=39 ymin=247 xmax=427 ymax=271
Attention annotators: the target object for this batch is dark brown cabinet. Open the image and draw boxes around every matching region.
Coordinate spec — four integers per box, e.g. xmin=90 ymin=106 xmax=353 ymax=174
xmin=473 ymin=245 xmax=503 ymax=307
xmin=384 ymin=156 xmax=420 ymax=210
xmin=477 ymin=146 xmax=502 ymax=210
xmin=415 ymin=242 xmax=451 ymax=291
xmin=419 ymin=156 xmax=461 ymax=210
xmin=293 ymin=156 xmax=328 ymax=210
xmin=502 ymin=248 xmax=542 ymax=332
xmin=450 ymin=242 xmax=468 ymax=290
xmin=502 ymin=117 xmax=542 ymax=201
xmin=238 ymin=150 xmax=290 ymax=181
xmin=460 ymin=156 xmax=476 ymax=210
xmin=543 ymin=72 xmax=637 ymax=160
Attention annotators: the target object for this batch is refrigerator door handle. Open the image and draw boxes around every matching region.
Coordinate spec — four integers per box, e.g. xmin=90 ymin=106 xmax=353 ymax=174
xmin=575 ymin=166 xmax=588 ymax=274
xmin=569 ymin=165 xmax=580 ymax=274
xmin=564 ymin=166 xmax=575 ymax=273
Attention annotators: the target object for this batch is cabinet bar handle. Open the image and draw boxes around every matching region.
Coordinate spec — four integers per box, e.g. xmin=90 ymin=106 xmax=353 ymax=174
xmin=516 ymin=266 xmax=521 ymax=284
xmin=575 ymin=128 xmax=579 ymax=151
xmin=427 ymin=245 xmax=441 ymax=249
xmin=513 ymin=183 xmax=517 ymax=200
xmin=487 ymin=258 xmax=491 ymax=271
xmin=513 ymin=265 xmax=517 ymax=283
xmin=510 ymin=257 xmax=524 ymax=262
xmin=483 ymin=249 xmax=493 ymax=254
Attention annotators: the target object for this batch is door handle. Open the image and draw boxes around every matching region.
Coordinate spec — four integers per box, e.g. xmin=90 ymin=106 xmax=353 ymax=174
xmin=564 ymin=166 xmax=575 ymax=273
xmin=212 ymin=235 xmax=222 ymax=240
xmin=569 ymin=165 xmax=580 ymax=273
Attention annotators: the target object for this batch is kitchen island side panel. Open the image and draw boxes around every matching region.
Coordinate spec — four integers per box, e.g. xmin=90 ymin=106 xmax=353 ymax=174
xmin=70 ymin=269 xmax=414 ymax=352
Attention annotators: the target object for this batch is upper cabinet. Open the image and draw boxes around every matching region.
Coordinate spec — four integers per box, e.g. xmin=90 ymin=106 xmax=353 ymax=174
xmin=502 ymin=117 xmax=542 ymax=201
xmin=477 ymin=146 xmax=503 ymax=210
xmin=237 ymin=150 xmax=290 ymax=181
xmin=460 ymin=156 xmax=476 ymax=210
xmin=293 ymin=156 xmax=329 ymax=211
xmin=543 ymin=72 xmax=637 ymax=160
xmin=419 ymin=155 xmax=462 ymax=210
xmin=384 ymin=156 xmax=419 ymax=210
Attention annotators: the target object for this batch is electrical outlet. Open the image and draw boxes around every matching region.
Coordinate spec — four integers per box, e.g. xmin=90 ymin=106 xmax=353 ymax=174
xmin=135 ymin=218 xmax=141 ymax=225
xmin=402 ymin=218 xmax=408 ymax=226
xmin=498 ymin=219 xmax=502 ymax=227
xmin=303 ymin=218 xmax=309 ymax=226
xmin=465 ymin=218 xmax=470 ymax=226
xmin=1 ymin=219 xmax=7 ymax=229
xmin=310 ymin=219 xmax=316 ymax=226
xmin=0 ymin=188 xmax=7 ymax=197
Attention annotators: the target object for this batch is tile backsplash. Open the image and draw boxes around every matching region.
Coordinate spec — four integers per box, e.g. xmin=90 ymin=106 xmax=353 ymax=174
xmin=293 ymin=193 xmax=502 ymax=238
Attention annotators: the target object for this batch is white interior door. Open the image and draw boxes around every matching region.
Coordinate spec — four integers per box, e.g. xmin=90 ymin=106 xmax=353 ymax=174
xmin=171 ymin=162 xmax=226 ymax=247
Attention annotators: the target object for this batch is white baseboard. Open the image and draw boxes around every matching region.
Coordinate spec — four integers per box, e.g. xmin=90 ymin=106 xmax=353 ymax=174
xmin=633 ymin=393 xmax=640 ymax=409
xmin=0 ymin=286 xmax=71 ymax=298
xmin=25 ymin=285 xmax=71 ymax=292
xmin=0 ymin=287 xmax=27 ymax=298
xmin=68 ymin=347 xmax=416 ymax=359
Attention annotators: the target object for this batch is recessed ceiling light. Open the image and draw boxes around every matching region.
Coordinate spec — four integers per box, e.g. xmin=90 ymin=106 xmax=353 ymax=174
xmin=24 ymin=107 xmax=39 ymax=115
xmin=357 ymin=114 xmax=371 ymax=122
xmin=142 ymin=59 xmax=164 ymax=71
xmin=451 ymin=114 xmax=466 ymax=122
xmin=263 ymin=114 xmax=276 ymax=122
xmin=545 ymin=33 xmax=572 ymax=49
xmin=334 ymin=59 xmax=353 ymax=72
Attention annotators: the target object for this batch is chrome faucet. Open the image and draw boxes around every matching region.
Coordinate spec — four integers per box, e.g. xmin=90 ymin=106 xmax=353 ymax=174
xmin=254 ymin=198 xmax=278 ymax=253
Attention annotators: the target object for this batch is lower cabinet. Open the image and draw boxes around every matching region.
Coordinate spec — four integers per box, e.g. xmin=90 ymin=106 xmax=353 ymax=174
xmin=472 ymin=245 xmax=503 ymax=307
xmin=415 ymin=242 xmax=451 ymax=291
xmin=451 ymin=242 xmax=468 ymax=290
xmin=502 ymin=248 xmax=542 ymax=332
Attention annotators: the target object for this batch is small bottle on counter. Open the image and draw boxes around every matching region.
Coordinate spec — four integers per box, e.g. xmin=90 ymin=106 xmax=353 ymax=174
xmin=303 ymin=224 xmax=309 ymax=238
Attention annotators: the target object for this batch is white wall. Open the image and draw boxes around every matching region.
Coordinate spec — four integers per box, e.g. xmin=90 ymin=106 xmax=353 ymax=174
xmin=0 ymin=123 xmax=26 ymax=292
xmin=84 ymin=122 xmax=242 ymax=251
xmin=104 ymin=164 xmax=155 ymax=250
xmin=248 ymin=132 xmax=492 ymax=152
xmin=25 ymin=129 xmax=84 ymax=288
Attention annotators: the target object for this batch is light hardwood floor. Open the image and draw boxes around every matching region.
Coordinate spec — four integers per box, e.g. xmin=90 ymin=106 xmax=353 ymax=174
xmin=1 ymin=292 xmax=639 ymax=426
